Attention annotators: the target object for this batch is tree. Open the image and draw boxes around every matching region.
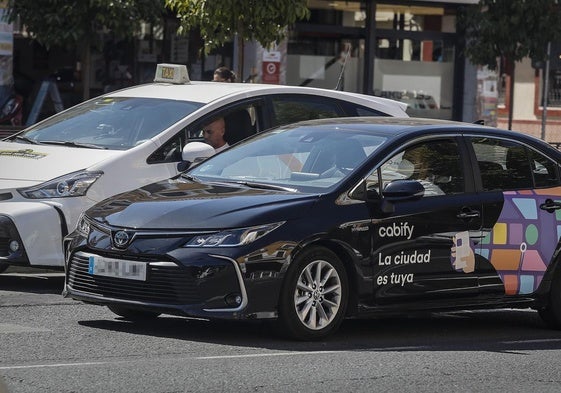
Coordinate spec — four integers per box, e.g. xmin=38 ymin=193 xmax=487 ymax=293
xmin=165 ymin=0 xmax=310 ymax=81
xmin=5 ymin=0 xmax=166 ymax=100
xmin=458 ymin=0 xmax=561 ymax=130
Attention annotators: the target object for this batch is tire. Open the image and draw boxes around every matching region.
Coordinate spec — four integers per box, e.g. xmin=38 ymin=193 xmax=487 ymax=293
xmin=107 ymin=305 xmax=161 ymax=321
xmin=278 ymin=246 xmax=348 ymax=340
xmin=538 ymin=269 xmax=561 ymax=329
xmin=0 ymin=263 xmax=9 ymax=274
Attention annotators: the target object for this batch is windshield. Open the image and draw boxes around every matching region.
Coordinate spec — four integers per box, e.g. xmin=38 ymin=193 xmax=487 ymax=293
xmin=189 ymin=125 xmax=388 ymax=192
xmin=14 ymin=97 xmax=203 ymax=150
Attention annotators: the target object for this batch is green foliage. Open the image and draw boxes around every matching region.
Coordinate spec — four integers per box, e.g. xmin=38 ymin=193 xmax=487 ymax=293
xmin=458 ymin=0 xmax=561 ymax=69
xmin=165 ymin=0 xmax=310 ymax=53
xmin=4 ymin=0 xmax=166 ymax=50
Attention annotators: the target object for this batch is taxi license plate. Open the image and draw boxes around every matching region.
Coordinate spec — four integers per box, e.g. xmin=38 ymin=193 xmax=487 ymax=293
xmin=88 ymin=255 xmax=147 ymax=281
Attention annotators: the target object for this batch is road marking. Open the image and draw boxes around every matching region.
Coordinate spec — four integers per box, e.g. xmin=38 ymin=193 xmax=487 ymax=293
xmin=0 ymin=362 xmax=107 ymax=370
xmin=4 ymin=341 xmax=559 ymax=371
xmin=195 ymin=351 xmax=344 ymax=360
xmin=0 ymin=351 xmax=346 ymax=370
xmin=0 ymin=324 xmax=51 ymax=334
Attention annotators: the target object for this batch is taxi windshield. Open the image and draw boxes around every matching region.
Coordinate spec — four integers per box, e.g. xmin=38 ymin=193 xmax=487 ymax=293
xmin=14 ymin=97 xmax=203 ymax=150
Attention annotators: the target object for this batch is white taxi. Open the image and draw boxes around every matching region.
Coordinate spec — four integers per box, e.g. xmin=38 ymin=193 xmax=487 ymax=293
xmin=0 ymin=64 xmax=407 ymax=272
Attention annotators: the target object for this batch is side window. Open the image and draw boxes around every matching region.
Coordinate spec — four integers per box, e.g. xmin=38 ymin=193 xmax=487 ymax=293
xmin=530 ymin=149 xmax=561 ymax=187
xmin=147 ymin=102 xmax=263 ymax=164
xmin=367 ymin=139 xmax=464 ymax=197
xmin=189 ymin=103 xmax=261 ymax=144
xmin=147 ymin=129 xmax=187 ymax=163
xmin=355 ymin=107 xmax=389 ymax=117
xmin=270 ymin=96 xmax=342 ymax=127
xmin=469 ymin=137 xmax=558 ymax=190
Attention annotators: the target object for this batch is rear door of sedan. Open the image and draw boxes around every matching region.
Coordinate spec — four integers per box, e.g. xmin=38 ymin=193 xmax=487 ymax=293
xmin=467 ymin=135 xmax=561 ymax=298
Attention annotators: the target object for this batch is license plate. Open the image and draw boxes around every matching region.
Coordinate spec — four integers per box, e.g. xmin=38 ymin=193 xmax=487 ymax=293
xmin=88 ymin=255 xmax=147 ymax=281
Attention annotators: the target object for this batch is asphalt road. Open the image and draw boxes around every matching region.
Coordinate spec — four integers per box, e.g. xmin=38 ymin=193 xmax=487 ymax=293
xmin=1 ymin=271 xmax=561 ymax=393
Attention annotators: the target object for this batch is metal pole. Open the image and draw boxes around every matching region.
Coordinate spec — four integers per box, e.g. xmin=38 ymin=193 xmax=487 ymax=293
xmin=541 ymin=41 xmax=551 ymax=140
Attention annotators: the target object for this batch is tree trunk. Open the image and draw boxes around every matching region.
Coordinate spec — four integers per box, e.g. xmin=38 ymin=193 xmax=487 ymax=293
xmin=80 ymin=42 xmax=91 ymax=101
xmin=507 ymin=58 xmax=515 ymax=130
xmin=236 ymin=19 xmax=244 ymax=82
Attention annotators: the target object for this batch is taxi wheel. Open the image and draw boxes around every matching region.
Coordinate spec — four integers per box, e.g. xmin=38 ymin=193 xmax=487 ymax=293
xmin=0 ymin=262 xmax=9 ymax=274
xmin=539 ymin=269 xmax=561 ymax=329
xmin=278 ymin=246 xmax=348 ymax=340
xmin=107 ymin=305 xmax=161 ymax=321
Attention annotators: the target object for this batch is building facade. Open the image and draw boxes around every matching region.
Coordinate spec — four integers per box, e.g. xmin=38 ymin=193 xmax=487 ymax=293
xmin=8 ymin=0 xmax=561 ymax=142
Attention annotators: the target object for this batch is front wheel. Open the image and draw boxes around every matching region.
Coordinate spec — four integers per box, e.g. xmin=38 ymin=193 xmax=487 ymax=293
xmin=278 ymin=246 xmax=348 ymax=340
xmin=107 ymin=305 xmax=161 ymax=321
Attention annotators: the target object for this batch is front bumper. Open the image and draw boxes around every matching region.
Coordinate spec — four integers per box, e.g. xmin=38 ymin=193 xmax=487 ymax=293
xmin=64 ymin=250 xmax=261 ymax=320
xmin=0 ymin=202 xmax=66 ymax=267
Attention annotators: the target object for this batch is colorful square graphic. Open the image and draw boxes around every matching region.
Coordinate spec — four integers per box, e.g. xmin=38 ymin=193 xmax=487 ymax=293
xmin=509 ymin=223 xmax=523 ymax=245
xmin=492 ymin=223 xmax=507 ymax=245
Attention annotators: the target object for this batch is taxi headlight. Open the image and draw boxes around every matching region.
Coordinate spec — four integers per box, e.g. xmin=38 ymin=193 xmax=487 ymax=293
xmin=17 ymin=170 xmax=103 ymax=199
xmin=184 ymin=222 xmax=285 ymax=247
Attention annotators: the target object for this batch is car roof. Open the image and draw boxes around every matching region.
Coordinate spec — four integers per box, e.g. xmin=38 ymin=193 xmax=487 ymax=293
xmin=105 ymin=81 xmax=409 ymax=116
xmin=282 ymin=116 xmax=489 ymax=135
xmin=282 ymin=116 xmax=559 ymax=147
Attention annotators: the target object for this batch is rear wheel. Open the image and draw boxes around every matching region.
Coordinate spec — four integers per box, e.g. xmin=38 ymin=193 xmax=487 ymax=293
xmin=278 ymin=246 xmax=348 ymax=340
xmin=107 ymin=305 xmax=161 ymax=321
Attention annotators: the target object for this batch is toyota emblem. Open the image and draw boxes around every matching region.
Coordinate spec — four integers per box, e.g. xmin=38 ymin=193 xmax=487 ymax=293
xmin=113 ymin=231 xmax=130 ymax=248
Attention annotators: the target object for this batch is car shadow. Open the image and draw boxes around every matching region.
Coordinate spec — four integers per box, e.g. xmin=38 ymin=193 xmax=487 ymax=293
xmin=0 ymin=272 xmax=65 ymax=295
xmin=77 ymin=308 xmax=561 ymax=353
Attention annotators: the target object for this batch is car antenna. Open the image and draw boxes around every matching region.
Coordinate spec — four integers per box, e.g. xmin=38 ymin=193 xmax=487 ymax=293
xmin=335 ymin=43 xmax=351 ymax=91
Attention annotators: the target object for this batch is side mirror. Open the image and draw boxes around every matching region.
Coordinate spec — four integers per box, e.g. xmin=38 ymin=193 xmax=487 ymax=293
xmin=177 ymin=142 xmax=215 ymax=172
xmin=382 ymin=179 xmax=425 ymax=201
xmin=380 ymin=180 xmax=424 ymax=213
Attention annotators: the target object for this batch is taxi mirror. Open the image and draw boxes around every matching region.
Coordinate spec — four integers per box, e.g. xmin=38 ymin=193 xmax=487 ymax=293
xmin=177 ymin=141 xmax=215 ymax=172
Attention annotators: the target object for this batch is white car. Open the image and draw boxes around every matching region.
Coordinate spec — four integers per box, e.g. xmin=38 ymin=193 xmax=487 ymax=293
xmin=0 ymin=64 xmax=408 ymax=272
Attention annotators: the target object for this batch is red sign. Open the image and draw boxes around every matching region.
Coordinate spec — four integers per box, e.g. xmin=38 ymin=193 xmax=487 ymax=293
xmin=262 ymin=61 xmax=279 ymax=84
xmin=262 ymin=50 xmax=281 ymax=84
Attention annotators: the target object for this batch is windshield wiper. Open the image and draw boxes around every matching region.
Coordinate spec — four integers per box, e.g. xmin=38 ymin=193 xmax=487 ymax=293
xmin=180 ymin=174 xmax=200 ymax=182
xmin=39 ymin=140 xmax=107 ymax=149
xmin=13 ymin=135 xmax=41 ymax=144
xmin=234 ymin=181 xmax=297 ymax=192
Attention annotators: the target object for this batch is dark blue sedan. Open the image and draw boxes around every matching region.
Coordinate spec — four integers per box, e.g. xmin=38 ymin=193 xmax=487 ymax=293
xmin=63 ymin=117 xmax=561 ymax=340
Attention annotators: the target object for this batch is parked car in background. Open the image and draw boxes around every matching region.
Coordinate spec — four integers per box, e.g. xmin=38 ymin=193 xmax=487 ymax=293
xmin=64 ymin=117 xmax=561 ymax=340
xmin=0 ymin=64 xmax=407 ymax=274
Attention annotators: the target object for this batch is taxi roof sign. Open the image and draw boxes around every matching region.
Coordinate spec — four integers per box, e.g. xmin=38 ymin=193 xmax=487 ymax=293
xmin=154 ymin=63 xmax=190 ymax=84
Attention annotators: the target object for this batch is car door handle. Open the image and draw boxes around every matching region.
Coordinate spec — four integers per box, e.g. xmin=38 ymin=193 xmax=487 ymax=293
xmin=457 ymin=208 xmax=480 ymax=219
xmin=540 ymin=198 xmax=561 ymax=213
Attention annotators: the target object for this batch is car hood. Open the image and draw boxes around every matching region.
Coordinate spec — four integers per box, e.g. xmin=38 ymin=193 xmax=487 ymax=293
xmin=0 ymin=141 xmax=122 ymax=184
xmin=88 ymin=179 xmax=320 ymax=230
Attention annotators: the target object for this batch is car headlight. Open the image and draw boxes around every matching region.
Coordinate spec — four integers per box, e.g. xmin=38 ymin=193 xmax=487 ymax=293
xmin=17 ymin=170 xmax=103 ymax=199
xmin=184 ymin=222 xmax=285 ymax=247
xmin=76 ymin=213 xmax=91 ymax=237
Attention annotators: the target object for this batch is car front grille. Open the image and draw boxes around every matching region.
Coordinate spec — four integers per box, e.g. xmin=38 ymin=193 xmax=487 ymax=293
xmin=67 ymin=252 xmax=202 ymax=305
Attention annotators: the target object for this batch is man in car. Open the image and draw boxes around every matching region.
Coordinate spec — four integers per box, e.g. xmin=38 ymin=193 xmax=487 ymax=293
xmin=202 ymin=117 xmax=229 ymax=153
